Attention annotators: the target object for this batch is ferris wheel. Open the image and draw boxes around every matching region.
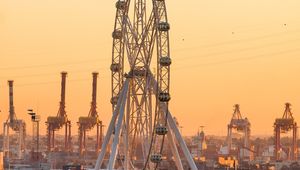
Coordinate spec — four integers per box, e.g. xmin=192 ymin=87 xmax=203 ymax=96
xmin=95 ymin=0 xmax=197 ymax=169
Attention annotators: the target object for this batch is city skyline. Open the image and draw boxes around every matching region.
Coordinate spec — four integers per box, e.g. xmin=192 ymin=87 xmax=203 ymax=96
xmin=0 ymin=0 xmax=300 ymax=137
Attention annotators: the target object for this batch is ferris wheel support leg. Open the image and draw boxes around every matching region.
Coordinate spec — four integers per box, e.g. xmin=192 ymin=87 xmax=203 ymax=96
xmin=95 ymin=80 xmax=129 ymax=170
xmin=166 ymin=122 xmax=184 ymax=170
xmin=167 ymin=112 xmax=198 ymax=170
xmin=124 ymin=124 xmax=129 ymax=170
xmin=124 ymin=90 xmax=131 ymax=170
xmin=108 ymin=81 xmax=129 ymax=169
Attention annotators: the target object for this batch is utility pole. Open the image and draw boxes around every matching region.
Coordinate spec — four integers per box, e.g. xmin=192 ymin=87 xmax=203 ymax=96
xmin=28 ymin=109 xmax=40 ymax=162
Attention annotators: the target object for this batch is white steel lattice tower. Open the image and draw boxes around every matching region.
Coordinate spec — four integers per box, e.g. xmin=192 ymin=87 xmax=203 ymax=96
xmin=95 ymin=0 xmax=197 ymax=169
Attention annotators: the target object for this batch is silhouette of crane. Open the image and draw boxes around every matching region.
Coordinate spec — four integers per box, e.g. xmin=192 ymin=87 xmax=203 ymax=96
xmin=46 ymin=72 xmax=71 ymax=152
xmin=227 ymin=104 xmax=251 ymax=160
xmin=3 ymin=80 xmax=26 ymax=159
xmin=78 ymin=72 xmax=103 ymax=156
xmin=274 ymin=103 xmax=297 ymax=160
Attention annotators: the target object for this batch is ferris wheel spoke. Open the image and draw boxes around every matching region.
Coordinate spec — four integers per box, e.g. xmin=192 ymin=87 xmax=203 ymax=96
xmin=124 ymin=13 xmax=156 ymax=69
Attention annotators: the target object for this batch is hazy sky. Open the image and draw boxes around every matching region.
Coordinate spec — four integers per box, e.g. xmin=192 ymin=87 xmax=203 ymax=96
xmin=0 ymin=0 xmax=300 ymax=136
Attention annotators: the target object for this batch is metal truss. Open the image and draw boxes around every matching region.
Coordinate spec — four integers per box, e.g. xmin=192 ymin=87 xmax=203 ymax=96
xmin=95 ymin=0 xmax=197 ymax=169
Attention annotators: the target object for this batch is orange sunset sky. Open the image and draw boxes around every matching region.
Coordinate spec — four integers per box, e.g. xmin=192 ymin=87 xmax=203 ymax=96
xmin=0 ymin=0 xmax=300 ymax=136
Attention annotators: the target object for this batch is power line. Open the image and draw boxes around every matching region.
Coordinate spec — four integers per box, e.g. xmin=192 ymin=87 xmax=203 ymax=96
xmin=0 ymin=68 xmax=109 ymax=79
xmin=174 ymin=48 xmax=300 ymax=70
xmin=176 ymin=38 xmax=300 ymax=61
xmin=10 ymin=48 xmax=300 ymax=87
xmin=174 ymin=29 xmax=300 ymax=52
xmin=0 ymin=30 xmax=299 ymax=73
xmin=2 ymin=48 xmax=299 ymax=85
xmin=0 ymin=58 xmax=107 ymax=71
xmin=15 ymin=78 xmax=92 ymax=87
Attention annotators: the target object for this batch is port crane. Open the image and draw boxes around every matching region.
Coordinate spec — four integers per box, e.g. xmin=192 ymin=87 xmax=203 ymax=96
xmin=274 ymin=103 xmax=297 ymax=160
xmin=46 ymin=72 xmax=71 ymax=152
xmin=3 ymin=80 xmax=26 ymax=159
xmin=78 ymin=72 xmax=103 ymax=155
xmin=227 ymin=104 xmax=251 ymax=160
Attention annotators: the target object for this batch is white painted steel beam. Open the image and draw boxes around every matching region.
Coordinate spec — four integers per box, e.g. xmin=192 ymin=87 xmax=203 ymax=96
xmin=167 ymin=112 xmax=198 ymax=170
xmin=108 ymin=81 xmax=129 ymax=169
xmin=95 ymin=80 xmax=129 ymax=170
xmin=166 ymin=122 xmax=184 ymax=170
